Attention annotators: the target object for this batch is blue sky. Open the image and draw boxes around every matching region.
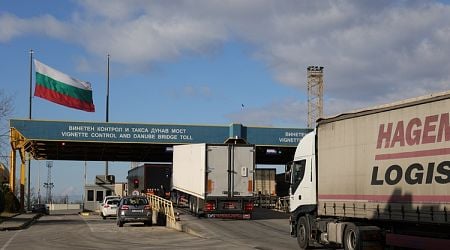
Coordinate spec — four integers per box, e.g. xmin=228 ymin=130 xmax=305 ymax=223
xmin=1 ymin=0 xmax=450 ymax=199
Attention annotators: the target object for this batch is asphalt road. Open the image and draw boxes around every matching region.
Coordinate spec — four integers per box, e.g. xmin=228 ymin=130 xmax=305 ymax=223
xmin=0 ymin=208 xmax=299 ymax=250
xmin=177 ymin=207 xmax=298 ymax=249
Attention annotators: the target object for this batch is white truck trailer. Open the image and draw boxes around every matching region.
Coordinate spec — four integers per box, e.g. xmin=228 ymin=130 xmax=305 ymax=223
xmin=172 ymin=143 xmax=255 ymax=219
xmin=255 ymin=168 xmax=277 ymax=196
xmin=288 ymin=91 xmax=450 ymax=249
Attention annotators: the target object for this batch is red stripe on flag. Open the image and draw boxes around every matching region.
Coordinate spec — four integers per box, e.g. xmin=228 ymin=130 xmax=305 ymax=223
xmin=35 ymin=84 xmax=95 ymax=112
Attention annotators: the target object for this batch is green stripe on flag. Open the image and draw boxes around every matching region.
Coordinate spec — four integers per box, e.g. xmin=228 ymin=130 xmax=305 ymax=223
xmin=36 ymin=72 xmax=93 ymax=103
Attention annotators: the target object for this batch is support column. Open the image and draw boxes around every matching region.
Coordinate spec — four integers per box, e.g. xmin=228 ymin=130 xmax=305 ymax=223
xmin=20 ymin=148 xmax=26 ymax=211
xmin=27 ymin=153 xmax=31 ymax=211
xmin=9 ymin=149 xmax=16 ymax=193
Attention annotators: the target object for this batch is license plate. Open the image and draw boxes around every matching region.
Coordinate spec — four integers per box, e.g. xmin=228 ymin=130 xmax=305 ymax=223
xmin=223 ymin=202 xmax=237 ymax=209
xmin=132 ymin=209 xmax=143 ymax=213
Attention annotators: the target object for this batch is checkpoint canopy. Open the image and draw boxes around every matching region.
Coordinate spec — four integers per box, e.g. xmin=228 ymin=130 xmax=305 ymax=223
xmin=10 ymin=119 xmax=312 ymax=164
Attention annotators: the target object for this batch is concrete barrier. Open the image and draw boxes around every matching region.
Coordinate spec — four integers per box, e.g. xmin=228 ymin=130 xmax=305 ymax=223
xmin=48 ymin=203 xmax=82 ymax=211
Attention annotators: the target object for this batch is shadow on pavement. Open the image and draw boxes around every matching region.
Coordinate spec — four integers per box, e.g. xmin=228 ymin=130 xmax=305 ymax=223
xmin=251 ymin=207 xmax=290 ymax=220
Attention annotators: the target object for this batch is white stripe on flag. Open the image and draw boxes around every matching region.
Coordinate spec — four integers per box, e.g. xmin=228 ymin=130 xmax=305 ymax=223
xmin=34 ymin=59 xmax=92 ymax=91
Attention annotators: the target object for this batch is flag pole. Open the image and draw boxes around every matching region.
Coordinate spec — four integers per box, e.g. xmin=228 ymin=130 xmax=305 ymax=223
xmin=29 ymin=49 xmax=33 ymax=119
xmin=105 ymin=54 xmax=110 ymax=177
xmin=106 ymin=54 xmax=110 ymax=123
xmin=27 ymin=49 xmax=33 ymax=211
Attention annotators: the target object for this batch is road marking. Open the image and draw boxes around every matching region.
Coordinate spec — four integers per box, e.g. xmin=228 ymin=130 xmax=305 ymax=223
xmin=79 ymin=214 xmax=121 ymax=232
xmin=1 ymin=230 xmax=21 ymax=250
xmin=80 ymin=214 xmax=95 ymax=233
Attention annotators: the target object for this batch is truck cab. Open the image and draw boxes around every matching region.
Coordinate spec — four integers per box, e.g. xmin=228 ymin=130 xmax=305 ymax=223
xmin=287 ymin=131 xmax=317 ymax=214
xmin=286 ymin=131 xmax=317 ymax=247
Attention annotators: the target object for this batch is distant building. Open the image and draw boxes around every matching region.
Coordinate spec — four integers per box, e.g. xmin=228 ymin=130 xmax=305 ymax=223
xmin=83 ymin=175 xmax=127 ymax=212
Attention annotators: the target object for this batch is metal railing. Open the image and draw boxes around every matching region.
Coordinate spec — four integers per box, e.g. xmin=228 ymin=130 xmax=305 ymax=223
xmin=274 ymin=196 xmax=290 ymax=213
xmin=145 ymin=194 xmax=177 ymax=224
xmin=254 ymin=195 xmax=278 ymax=208
xmin=253 ymin=195 xmax=290 ymax=213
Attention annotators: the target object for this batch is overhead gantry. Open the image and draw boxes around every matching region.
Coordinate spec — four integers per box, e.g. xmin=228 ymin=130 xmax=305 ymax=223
xmin=8 ymin=119 xmax=311 ymax=211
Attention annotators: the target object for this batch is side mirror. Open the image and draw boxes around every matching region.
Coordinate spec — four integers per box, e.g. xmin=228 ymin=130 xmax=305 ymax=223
xmin=285 ymin=162 xmax=292 ymax=183
xmin=285 ymin=172 xmax=291 ymax=184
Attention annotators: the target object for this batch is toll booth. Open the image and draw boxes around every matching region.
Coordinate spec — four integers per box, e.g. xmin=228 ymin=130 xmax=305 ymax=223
xmin=84 ymin=184 xmax=114 ymax=212
xmin=83 ymin=175 xmax=127 ymax=212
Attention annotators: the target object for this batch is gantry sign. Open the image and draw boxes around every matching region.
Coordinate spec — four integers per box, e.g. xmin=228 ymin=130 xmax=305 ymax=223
xmin=9 ymin=119 xmax=311 ymax=208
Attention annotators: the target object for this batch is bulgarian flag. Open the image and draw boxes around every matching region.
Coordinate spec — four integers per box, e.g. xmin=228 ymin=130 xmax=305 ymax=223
xmin=34 ymin=60 xmax=95 ymax=112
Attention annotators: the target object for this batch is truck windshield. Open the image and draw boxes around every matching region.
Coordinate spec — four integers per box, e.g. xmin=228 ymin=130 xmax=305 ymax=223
xmin=291 ymin=160 xmax=306 ymax=194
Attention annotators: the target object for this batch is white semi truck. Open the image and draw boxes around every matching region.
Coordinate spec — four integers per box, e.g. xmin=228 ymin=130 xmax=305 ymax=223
xmin=172 ymin=143 xmax=255 ymax=219
xmin=288 ymin=91 xmax=450 ymax=249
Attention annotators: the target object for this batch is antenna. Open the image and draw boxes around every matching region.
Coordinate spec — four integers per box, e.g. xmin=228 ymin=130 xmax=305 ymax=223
xmin=43 ymin=161 xmax=54 ymax=204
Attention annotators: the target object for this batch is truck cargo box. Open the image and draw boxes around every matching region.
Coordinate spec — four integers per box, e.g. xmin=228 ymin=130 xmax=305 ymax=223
xmin=128 ymin=163 xmax=172 ymax=197
xmin=172 ymin=143 xmax=255 ymax=218
xmin=316 ymin=92 xmax=450 ymax=224
xmin=172 ymin=143 xmax=255 ymax=199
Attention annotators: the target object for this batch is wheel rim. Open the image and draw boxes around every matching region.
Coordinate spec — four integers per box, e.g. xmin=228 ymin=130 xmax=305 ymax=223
xmin=346 ymin=229 xmax=356 ymax=250
xmin=298 ymin=224 xmax=306 ymax=243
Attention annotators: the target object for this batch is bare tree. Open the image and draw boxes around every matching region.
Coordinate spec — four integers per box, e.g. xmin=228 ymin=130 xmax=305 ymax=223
xmin=0 ymin=89 xmax=14 ymax=165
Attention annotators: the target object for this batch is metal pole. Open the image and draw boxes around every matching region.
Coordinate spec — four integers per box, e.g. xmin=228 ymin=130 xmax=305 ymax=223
xmin=105 ymin=54 xmax=110 ymax=177
xmin=106 ymin=54 xmax=110 ymax=123
xmin=29 ymin=49 xmax=33 ymax=120
xmin=83 ymin=161 xmax=86 ymax=211
xmin=27 ymin=49 xmax=33 ymax=211
xmin=38 ymin=163 xmax=41 ymax=204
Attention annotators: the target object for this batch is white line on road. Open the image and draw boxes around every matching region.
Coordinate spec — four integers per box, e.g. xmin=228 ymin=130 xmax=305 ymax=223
xmin=79 ymin=214 xmax=95 ymax=233
xmin=1 ymin=230 xmax=21 ymax=250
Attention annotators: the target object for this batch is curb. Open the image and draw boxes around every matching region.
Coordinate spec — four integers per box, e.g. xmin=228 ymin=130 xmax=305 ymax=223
xmin=0 ymin=214 xmax=42 ymax=231
xmin=180 ymin=223 xmax=206 ymax=238
xmin=166 ymin=218 xmax=206 ymax=238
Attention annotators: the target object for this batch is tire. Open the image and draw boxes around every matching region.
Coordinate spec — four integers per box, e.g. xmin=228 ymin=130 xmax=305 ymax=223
xmin=297 ymin=216 xmax=310 ymax=249
xmin=189 ymin=197 xmax=193 ymax=213
xmin=144 ymin=220 xmax=152 ymax=227
xmin=343 ymin=223 xmax=361 ymax=250
xmin=193 ymin=198 xmax=199 ymax=215
xmin=102 ymin=213 xmax=106 ymax=220
xmin=117 ymin=220 xmax=124 ymax=227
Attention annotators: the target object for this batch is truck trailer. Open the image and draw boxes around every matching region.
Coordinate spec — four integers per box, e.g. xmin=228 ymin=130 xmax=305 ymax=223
xmin=254 ymin=168 xmax=277 ymax=208
xmin=288 ymin=91 xmax=450 ymax=249
xmin=127 ymin=163 xmax=172 ymax=198
xmin=172 ymin=143 xmax=255 ymax=219
xmin=255 ymin=168 xmax=276 ymax=196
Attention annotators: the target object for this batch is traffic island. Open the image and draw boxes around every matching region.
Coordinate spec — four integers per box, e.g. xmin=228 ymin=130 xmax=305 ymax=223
xmin=0 ymin=213 xmax=42 ymax=231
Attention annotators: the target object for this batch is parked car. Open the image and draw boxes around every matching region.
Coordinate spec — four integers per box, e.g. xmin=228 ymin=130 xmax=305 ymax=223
xmin=31 ymin=204 xmax=49 ymax=215
xmin=100 ymin=198 xmax=120 ymax=219
xmin=116 ymin=196 xmax=152 ymax=227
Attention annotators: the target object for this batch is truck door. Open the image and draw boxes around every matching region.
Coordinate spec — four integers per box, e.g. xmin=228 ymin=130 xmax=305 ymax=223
xmin=207 ymin=145 xmax=229 ymax=197
xmin=289 ymin=157 xmax=316 ymax=210
xmin=231 ymin=145 xmax=254 ymax=197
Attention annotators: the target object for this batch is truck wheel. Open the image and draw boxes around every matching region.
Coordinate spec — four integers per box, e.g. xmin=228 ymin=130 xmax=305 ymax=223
xmin=193 ymin=198 xmax=200 ymax=215
xmin=297 ymin=217 xmax=310 ymax=249
xmin=344 ymin=223 xmax=361 ymax=250
xmin=189 ymin=196 xmax=194 ymax=213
